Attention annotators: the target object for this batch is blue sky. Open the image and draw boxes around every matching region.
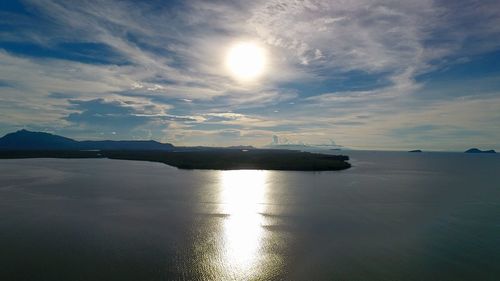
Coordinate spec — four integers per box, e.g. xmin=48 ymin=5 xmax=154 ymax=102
xmin=1 ymin=0 xmax=499 ymax=150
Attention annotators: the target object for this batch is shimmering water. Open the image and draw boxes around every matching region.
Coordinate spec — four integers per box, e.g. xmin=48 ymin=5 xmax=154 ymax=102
xmin=0 ymin=151 xmax=499 ymax=280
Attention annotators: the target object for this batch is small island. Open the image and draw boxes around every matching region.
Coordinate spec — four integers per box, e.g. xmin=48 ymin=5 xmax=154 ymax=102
xmin=0 ymin=130 xmax=351 ymax=171
xmin=464 ymin=148 xmax=496 ymax=154
xmin=408 ymin=149 xmax=422 ymax=153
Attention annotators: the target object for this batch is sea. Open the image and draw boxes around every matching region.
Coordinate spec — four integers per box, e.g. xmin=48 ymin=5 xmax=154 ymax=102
xmin=0 ymin=151 xmax=499 ymax=281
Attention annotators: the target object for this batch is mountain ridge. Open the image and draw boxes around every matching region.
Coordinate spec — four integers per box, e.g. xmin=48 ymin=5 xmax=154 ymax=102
xmin=0 ymin=129 xmax=174 ymax=151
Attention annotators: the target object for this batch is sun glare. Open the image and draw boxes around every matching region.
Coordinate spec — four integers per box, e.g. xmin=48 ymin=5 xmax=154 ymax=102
xmin=219 ymin=170 xmax=269 ymax=276
xmin=225 ymin=42 xmax=267 ymax=81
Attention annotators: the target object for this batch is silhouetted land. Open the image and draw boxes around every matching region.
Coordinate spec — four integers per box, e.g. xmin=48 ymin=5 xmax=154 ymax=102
xmin=0 ymin=130 xmax=351 ymax=170
xmin=408 ymin=149 xmax=422 ymax=153
xmin=465 ymin=148 xmax=496 ymax=154
xmin=0 ymin=129 xmax=174 ymax=150
xmin=0 ymin=150 xmax=351 ymax=171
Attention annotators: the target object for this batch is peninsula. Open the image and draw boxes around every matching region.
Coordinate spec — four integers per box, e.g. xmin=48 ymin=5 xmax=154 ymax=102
xmin=0 ymin=130 xmax=351 ymax=171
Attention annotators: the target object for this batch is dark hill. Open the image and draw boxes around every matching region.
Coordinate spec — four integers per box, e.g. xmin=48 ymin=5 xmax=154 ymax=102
xmin=464 ymin=148 xmax=496 ymax=154
xmin=0 ymin=130 xmax=174 ymax=151
xmin=0 ymin=129 xmax=79 ymax=150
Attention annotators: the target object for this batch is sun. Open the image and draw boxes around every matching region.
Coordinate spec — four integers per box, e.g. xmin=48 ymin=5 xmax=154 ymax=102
xmin=225 ymin=42 xmax=267 ymax=81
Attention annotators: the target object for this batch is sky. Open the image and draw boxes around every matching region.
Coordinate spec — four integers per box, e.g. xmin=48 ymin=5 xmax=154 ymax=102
xmin=1 ymin=0 xmax=500 ymax=150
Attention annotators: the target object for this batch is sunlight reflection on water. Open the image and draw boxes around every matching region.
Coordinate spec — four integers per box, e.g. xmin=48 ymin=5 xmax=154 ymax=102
xmin=2 ymin=155 xmax=500 ymax=280
xmin=218 ymin=170 xmax=269 ymax=279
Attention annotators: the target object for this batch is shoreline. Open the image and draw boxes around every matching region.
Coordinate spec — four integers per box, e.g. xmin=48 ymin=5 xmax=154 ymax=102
xmin=0 ymin=149 xmax=351 ymax=171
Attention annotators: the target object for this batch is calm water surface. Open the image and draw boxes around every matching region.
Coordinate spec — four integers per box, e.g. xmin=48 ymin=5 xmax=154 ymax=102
xmin=0 ymin=151 xmax=499 ymax=280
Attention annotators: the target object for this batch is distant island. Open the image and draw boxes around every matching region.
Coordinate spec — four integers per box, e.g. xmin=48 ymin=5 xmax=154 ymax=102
xmin=464 ymin=148 xmax=496 ymax=154
xmin=408 ymin=149 xmax=422 ymax=153
xmin=0 ymin=130 xmax=351 ymax=171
